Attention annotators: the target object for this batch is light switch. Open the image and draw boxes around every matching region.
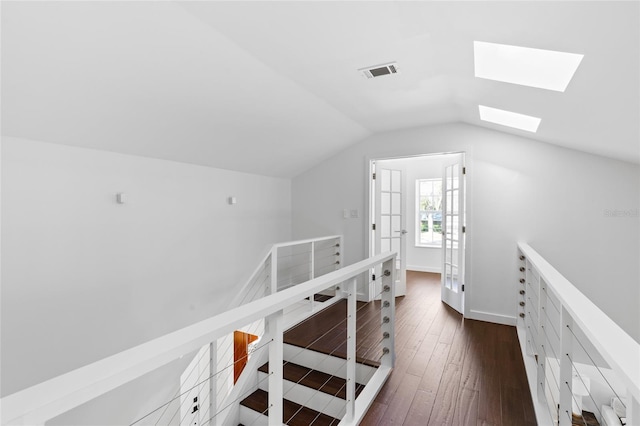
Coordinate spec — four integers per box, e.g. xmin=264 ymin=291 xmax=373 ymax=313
xmin=228 ymin=197 xmax=237 ymax=205
xmin=116 ymin=193 xmax=126 ymax=204
xmin=343 ymin=209 xmax=349 ymax=219
xmin=350 ymin=209 xmax=359 ymax=218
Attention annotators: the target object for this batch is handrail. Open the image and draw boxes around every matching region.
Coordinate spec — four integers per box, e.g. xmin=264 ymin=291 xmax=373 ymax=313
xmin=518 ymin=242 xmax=640 ymax=402
xmin=229 ymin=235 xmax=342 ymax=308
xmin=1 ymin=251 xmax=395 ymax=425
xmin=271 ymin=235 xmax=341 ymax=249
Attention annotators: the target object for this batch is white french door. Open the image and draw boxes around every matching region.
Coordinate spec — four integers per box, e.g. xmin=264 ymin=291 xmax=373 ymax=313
xmin=441 ymin=155 xmax=465 ymax=314
xmin=374 ymin=167 xmax=407 ymax=297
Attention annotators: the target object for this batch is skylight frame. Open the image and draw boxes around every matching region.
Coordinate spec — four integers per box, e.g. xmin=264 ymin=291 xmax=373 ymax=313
xmin=474 ymin=41 xmax=584 ymax=92
xmin=478 ymin=105 xmax=541 ymax=133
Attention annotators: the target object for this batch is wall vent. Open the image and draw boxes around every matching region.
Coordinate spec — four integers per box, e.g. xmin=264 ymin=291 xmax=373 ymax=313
xmin=359 ymin=62 xmax=399 ymax=79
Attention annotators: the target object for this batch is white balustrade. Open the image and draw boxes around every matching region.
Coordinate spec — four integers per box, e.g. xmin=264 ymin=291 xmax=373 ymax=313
xmin=1 ymin=240 xmax=395 ymax=426
xmin=517 ymin=242 xmax=639 ymax=426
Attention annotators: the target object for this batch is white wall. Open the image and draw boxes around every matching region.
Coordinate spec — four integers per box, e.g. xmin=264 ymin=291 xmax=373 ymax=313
xmin=376 ymin=155 xmax=450 ymax=273
xmin=292 ymin=123 xmax=640 ymax=342
xmin=1 ymin=137 xmax=292 ymax=398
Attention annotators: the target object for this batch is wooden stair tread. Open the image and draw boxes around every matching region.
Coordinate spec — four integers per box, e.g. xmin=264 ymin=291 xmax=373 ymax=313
xmin=240 ymin=389 xmax=340 ymax=426
xmin=284 ymin=300 xmax=381 ymax=368
xmin=258 ymin=361 xmax=365 ymax=399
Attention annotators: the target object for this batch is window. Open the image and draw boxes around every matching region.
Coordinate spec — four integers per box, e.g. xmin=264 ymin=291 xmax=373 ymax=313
xmin=416 ymin=179 xmax=442 ymax=246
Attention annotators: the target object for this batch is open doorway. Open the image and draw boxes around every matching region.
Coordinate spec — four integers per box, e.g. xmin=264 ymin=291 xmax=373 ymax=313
xmin=367 ymin=152 xmax=466 ymax=314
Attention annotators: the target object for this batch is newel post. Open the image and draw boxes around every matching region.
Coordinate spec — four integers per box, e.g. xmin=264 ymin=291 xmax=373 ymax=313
xmin=266 ymin=310 xmax=284 ymax=425
xmin=345 ymin=277 xmax=357 ymax=421
xmin=380 ymin=256 xmax=396 ymax=368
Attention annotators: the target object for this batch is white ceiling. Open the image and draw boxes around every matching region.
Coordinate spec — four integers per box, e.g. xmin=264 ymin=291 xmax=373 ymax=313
xmin=2 ymin=1 xmax=638 ymax=177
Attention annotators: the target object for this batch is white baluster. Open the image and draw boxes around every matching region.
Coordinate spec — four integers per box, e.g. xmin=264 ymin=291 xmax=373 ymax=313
xmin=345 ymin=277 xmax=357 ymax=421
xmin=310 ymin=242 xmax=315 ymax=310
xmin=537 ymin=278 xmax=547 ymax=406
xmin=559 ymin=307 xmax=573 ymax=426
xmin=270 ymin=249 xmax=278 ymax=295
xmin=628 ymin=391 xmax=640 ymax=426
xmin=266 ymin=310 xmax=283 ymax=425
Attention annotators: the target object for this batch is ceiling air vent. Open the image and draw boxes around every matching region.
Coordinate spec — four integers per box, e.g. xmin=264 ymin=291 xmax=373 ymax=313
xmin=359 ymin=62 xmax=399 ymax=79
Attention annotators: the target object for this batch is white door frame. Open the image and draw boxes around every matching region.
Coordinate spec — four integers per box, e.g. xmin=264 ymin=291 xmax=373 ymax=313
xmin=365 ymin=152 xmax=472 ymax=318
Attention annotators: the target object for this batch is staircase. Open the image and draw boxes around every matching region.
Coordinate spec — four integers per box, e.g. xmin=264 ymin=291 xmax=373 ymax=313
xmin=1 ymin=243 xmax=398 ymax=426
xmin=239 ymin=303 xmax=378 ymax=426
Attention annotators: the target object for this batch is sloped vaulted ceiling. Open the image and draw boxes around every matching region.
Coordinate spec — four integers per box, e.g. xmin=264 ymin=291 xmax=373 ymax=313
xmin=2 ymin=1 xmax=638 ymax=177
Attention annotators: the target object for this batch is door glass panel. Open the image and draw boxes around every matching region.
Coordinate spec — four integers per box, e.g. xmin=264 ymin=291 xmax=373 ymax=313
xmin=392 ymin=215 xmax=401 ymax=233
xmin=453 ymin=189 xmax=459 ymax=214
xmin=391 ymin=238 xmax=400 ymax=256
xmin=391 ymin=170 xmax=401 ymax=192
xmin=446 ymin=245 xmax=452 ymax=264
xmin=452 ymin=266 xmax=459 ymax=291
xmin=381 ymin=216 xmax=391 ymax=238
xmin=381 ymin=238 xmax=391 ymax=253
xmin=446 ymin=264 xmax=452 ymax=289
xmin=381 ymin=193 xmax=391 ymax=215
xmin=452 ymin=215 xmax=459 ymax=240
xmin=381 ymin=169 xmax=391 ymax=191
xmin=453 ymin=166 xmax=459 ymax=189
xmin=392 ymin=193 xmax=401 ymax=214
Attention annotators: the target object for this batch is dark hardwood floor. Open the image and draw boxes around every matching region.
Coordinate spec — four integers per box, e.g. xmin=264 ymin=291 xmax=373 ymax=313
xmin=284 ymin=271 xmax=536 ymax=426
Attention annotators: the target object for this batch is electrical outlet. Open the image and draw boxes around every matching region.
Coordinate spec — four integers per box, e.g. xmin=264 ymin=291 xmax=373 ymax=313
xmin=350 ymin=209 xmax=359 ymax=218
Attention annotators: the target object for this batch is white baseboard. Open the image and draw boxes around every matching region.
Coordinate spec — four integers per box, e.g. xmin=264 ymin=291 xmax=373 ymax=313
xmin=466 ymin=309 xmax=516 ymax=326
xmin=407 ymin=265 xmax=441 ymax=273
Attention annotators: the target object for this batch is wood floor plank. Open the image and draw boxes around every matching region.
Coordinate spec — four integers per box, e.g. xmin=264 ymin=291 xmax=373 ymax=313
xmin=403 ymin=389 xmax=437 ymax=426
xmin=374 ymin=347 xmax=418 ymax=405
xmin=376 ymin=373 xmax=421 ymax=425
xmin=359 ymin=401 xmax=388 ymax=426
xmin=406 ymin=332 xmax=439 ymax=378
xmin=427 ymin=362 xmax=462 ymax=425
xmin=453 ymin=387 xmax=479 ymax=426
xmin=417 ymin=341 xmax=451 ymax=393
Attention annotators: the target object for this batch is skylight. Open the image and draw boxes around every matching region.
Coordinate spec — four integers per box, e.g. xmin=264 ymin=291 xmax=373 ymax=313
xmin=478 ymin=105 xmax=541 ymax=133
xmin=474 ymin=41 xmax=583 ymax=92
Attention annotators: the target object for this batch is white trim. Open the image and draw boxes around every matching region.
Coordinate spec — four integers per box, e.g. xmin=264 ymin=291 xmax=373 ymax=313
xmin=467 ymin=309 xmax=516 ymax=326
xmin=407 ymin=265 xmax=441 ymax=274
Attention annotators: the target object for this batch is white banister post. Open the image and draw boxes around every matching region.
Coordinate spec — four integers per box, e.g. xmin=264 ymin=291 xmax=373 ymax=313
xmin=524 ymin=260 xmax=534 ymax=357
xmin=345 ymin=277 xmax=357 ymax=421
xmin=270 ymin=249 xmax=278 ymax=295
xmin=627 ymin=392 xmax=640 ymax=426
xmin=310 ymin=242 xmax=315 ymax=311
xmin=537 ymin=278 xmax=547 ymax=405
xmin=266 ymin=310 xmax=284 ymax=425
xmin=380 ymin=257 xmax=396 ymax=368
xmin=209 ymin=342 xmax=217 ymax=424
xmin=559 ymin=307 xmax=573 ymax=426
xmin=310 ymin=241 xmax=315 ymax=280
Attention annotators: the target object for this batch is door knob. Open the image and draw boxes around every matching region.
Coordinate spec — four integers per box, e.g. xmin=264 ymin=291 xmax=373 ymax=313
xmin=394 ymin=230 xmax=408 ymax=235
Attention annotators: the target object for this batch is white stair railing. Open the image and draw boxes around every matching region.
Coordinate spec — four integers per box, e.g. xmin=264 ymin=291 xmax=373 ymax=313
xmin=215 ymin=235 xmax=343 ymax=416
xmin=516 ymin=243 xmax=639 ymax=426
xmin=0 ymin=250 xmax=396 ymax=426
